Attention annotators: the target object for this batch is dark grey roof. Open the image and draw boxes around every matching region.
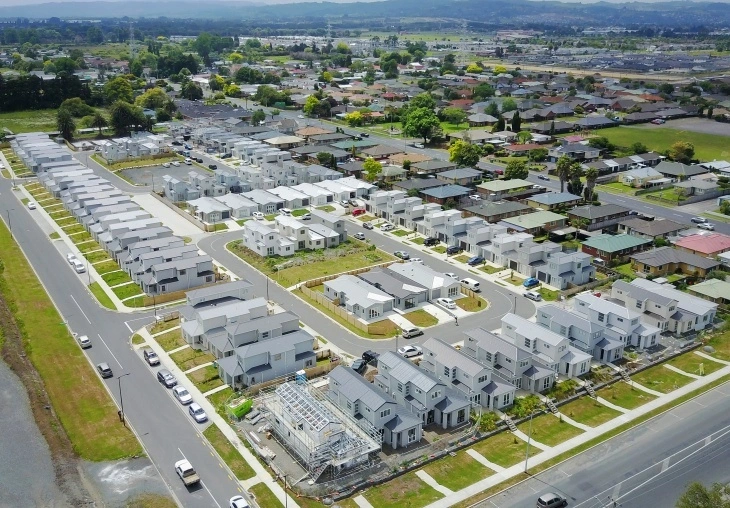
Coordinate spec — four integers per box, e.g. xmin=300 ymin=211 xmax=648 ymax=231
xmin=329 ymin=365 xmax=389 ymax=410
xmin=437 ymin=167 xmax=483 ymax=179
xmin=383 ymin=412 xmax=423 ymax=432
xmin=421 ymin=184 xmax=472 ymax=199
xmin=463 ymin=200 xmax=532 ymax=217
xmin=654 ymin=161 xmax=705 ymax=177
xmin=620 ymin=218 xmax=687 ymax=237
xmin=411 ymin=160 xmax=458 ymax=171
xmin=392 ymin=178 xmax=445 ymax=191
xmin=569 ymin=204 xmax=630 ymax=220
xmin=630 ymin=246 xmax=720 ymax=269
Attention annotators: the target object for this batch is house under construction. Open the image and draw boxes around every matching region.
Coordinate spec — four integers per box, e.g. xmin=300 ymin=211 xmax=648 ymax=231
xmin=262 ymin=380 xmax=381 ymax=481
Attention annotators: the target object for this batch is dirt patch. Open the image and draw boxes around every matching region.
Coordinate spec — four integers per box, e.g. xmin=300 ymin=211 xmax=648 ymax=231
xmin=0 ymin=291 xmax=99 ymax=507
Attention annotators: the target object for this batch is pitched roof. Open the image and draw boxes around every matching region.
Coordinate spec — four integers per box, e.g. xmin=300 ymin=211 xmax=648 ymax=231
xmin=630 ymin=246 xmax=720 ymax=269
xmin=422 ymin=338 xmax=488 ymax=377
xmin=569 ymin=204 xmax=630 ymax=219
xmin=528 ymin=192 xmax=581 ymax=205
xmin=675 ymin=233 xmax=730 ymax=255
xmin=620 ymin=218 xmax=687 ymax=237
xmin=581 ymin=233 xmax=652 ymax=252
xmin=378 ymin=351 xmax=440 ymax=391
xmin=689 ymin=279 xmax=730 ymax=300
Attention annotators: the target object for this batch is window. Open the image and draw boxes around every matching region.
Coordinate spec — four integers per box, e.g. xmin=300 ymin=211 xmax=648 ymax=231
xmin=520 ymin=360 xmax=529 ymax=367
xmin=261 ymin=331 xmax=270 ymax=339
xmin=560 ymin=326 xmax=567 ymax=336
xmin=524 ymin=338 xmax=531 ymax=348
xmin=179 ymin=269 xmax=186 ymax=275
xmin=617 ymin=317 xmax=623 ymax=323
xmin=484 ymin=352 xmax=492 ymax=362
xmin=636 ymin=301 xmax=642 ymax=309
xmin=397 ymin=383 xmax=403 ymax=393
xmin=347 ymin=401 xmax=352 ymax=409
xmin=206 ymin=276 xmax=213 ymax=283
xmin=504 ymin=357 xmax=512 ymax=364
xmin=273 ymin=353 xmax=282 ymax=361
xmin=443 ymin=367 xmax=450 ymax=376
xmin=478 ymin=375 xmax=488 ymax=383
xmin=544 ymin=343 xmax=550 ymax=349
xmin=580 ymin=362 xmax=587 ymax=374
xmin=269 ymin=235 xmax=274 ymax=240
xmin=543 ymin=377 xmax=551 ymax=390
xmin=431 ymin=391 xmax=441 ymax=399
xmin=598 ymin=312 xmax=605 ymax=322
xmin=502 ymin=394 xmax=510 ymax=405
xmin=380 ymin=408 xmax=391 ymax=418
xmin=365 ymin=407 xmax=371 ymax=413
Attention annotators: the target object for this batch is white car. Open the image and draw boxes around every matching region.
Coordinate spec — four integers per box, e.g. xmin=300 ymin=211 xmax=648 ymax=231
xmin=189 ymin=402 xmax=208 ymax=423
xmin=468 ymin=194 xmax=481 ymax=201
xmin=230 ymin=496 xmax=250 ymax=508
xmin=66 ymin=253 xmax=78 ymax=264
xmin=297 ymin=114 xmax=305 ymax=119
xmin=27 ymin=201 xmax=37 ymax=210
xmin=162 ymin=162 xmax=170 ymax=168
xmin=76 ymin=335 xmax=91 ymax=349
xmin=414 ymin=142 xmax=425 ymax=149
xmin=436 ymin=297 xmax=457 ymax=309
xmin=697 ymin=222 xmax=715 ymax=231
xmin=524 ymin=290 xmax=542 ymax=302
xmin=171 ymin=161 xmax=180 ymax=167
xmin=444 ymin=272 xmax=459 ymax=280
xmin=353 ymin=232 xmax=366 ymax=240
xmin=252 ymin=212 xmax=265 ymax=220
xmin=173 ymin=385 xmax=193 ymax=405
xmin=380 ymin=223 xmax=395 ymax=232
xmin=72 ymin=260 xmax=86 ymax=273
xmin=397 ymin=345 xmax=423 ymax=358
xmin=410 ymin=257 xmax=424 ymax=264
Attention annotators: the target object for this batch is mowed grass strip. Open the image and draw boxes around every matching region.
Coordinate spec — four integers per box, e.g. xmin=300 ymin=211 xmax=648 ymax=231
xmin=202 ymin=424 xmax=256 ymax=480
xmin=471 ymin=431 xmax=540 ymax=468
xmin=559 ymin=396 xmax=622 ymax=427
xmin=249 ymin=483 xmax=284 ymax=508
xmin=667 ymin=351 xmax=725 ymax=376
xmin=112 ymin=283 xmax=144 ymax=300
xmin=101 ymin=270 xmax=133 ymax=287
xmin=0 ymin=222 xmax=140 ymax=460
xmin=516 ymin=413 xmax=584 ymax=447
xmin=170 ymin=347 xmax=216 ymax=371
xmin=631 ymin=364 xmax=694 ymax=394
xmin=422 ymin=451 xmax=493 ymax=491
xmin=404 ymin=309 xmax=438 ymax=327
xmin=189 ymin=365 xmax=224 ymax=393
xmin=154 ymin=329 xmax=186 ymax=351
xmin=363 ymin=471 xmax=444 ymax=508
xmin=596 ymin=381 xmax=657 ymax=409
xmin=88 ymin=282 xmax=116 ymax=310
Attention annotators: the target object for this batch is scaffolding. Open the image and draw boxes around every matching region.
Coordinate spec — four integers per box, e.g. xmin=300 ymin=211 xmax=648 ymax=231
xmin=260 ymin=378 xmax=381 ymax=481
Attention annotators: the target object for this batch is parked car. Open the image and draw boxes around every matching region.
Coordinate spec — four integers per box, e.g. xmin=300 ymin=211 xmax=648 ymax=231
xmin=691 ymin=217 xmax=708 ymax=224
xmin=436 ymin=297 xmax=457 ymax=309
xmin=279 ymin=208 xmax=292 ymax=216
xmin=524 ymin=290 xmax=542 ymax=302
xmin=221 ymin=153 xmax=233 ymax=159
xmin=351 ymin=358 xmax=367 ymax=374
xmin=27 ymin=201 xmax=37 ymax=210
xmin=97 ymin=362 xmax=113 ymax=378
xmin=444 ymin=272 xmax=459 ymax=280
xmin=397 ymin=345 xmax=423 ymax=358
xmin=66 ymin=253 xmax=78 ymax=264
xmin=423 ymin=237 xmax=439 ymax=247
xmin=252 ymin=212 xmax=265 ymax=220
xmin=194 ymin=157 xmax=203 ymax=163
xmin=467 ymin=256 xmax=485 ymax=266
xmin=157 ymin=369 xmax=177 ymax=388
xmin=362 ymin=350 xmax=380 ymax=364
xmin=349 ymin=199 xmax=361 ymax=207
xmin=536 ymin=492 xmax=567 ymax=508
xmin=363 ymin=222 xmax=374 ymax=230
xmin=189 ymin=403 xmax=208 ymax=423
xmin=468 ymin=194 xmax=481 ymax=201
xmin=208 ymin=164 xmax=217 ymax=170
xmin=446 ymin=245 xmax=462 ymax=255
xmin=698 ymin=222 xmax=715 ymax=231
xmin=340 ymin=200 xmax=350 ymax=207
xmin=173 ymin=385 xmax=193 ymax=405
xmin=143 ymin=348 xmax=160 ymax=366
xmin=380 ymin=223 xmax=395 ymax=232
xmin=229 ymin=495 xmax=250 ymax=508
xmin=523 ymin=277 xmax=540 ymax=289
xmin=461 ymin=278 xmax=481 ymax=291
xmin=171 ymin=161 xmax=180 ymax=167
xmin=162 ymin=162 xmax=170 ymax=168
xmin=72 ymin=260 xmax=86 ymax=273
xmin=353 ymin=232 xmax=366 ymax=240
xmin=537 ymin=174 xmax=550 ymax=181
xmin=76 ymin=335 xmax=91 ymax=349
xmin=410 ymin=257 xmax=424 ymax=264
xmin=184 ymin=158 xmax=192 ymax=165
xmin=300 ymin=213 xmax=311 ymax=220
xmin=413 ymin=142 xmax=424 ymax=149
xmin=171 ymin=140 xmax=182 ymax=146
xmin=651 ymin=118 xmax=666 ymax=125
xmin=627 ymin=210 xmax=639 ymax=215
xmin=394 ymin=250 xmax=410 ymax=260
xmin=401 ymin=326 xmax=422 ymax=339
xmin=352 ymin=208 xmax=366 ymax=217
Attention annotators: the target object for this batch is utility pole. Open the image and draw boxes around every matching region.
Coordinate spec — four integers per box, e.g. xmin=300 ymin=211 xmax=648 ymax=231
xmin=6 ymin=208 xmax=13 ymax=239
xmin=117 ymin=373 xmax=131 ymax=426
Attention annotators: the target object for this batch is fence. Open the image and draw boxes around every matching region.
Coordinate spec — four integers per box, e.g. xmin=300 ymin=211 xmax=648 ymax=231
xmin=149 ymin=191 xmax=207 ymax=232
xmin=561 ymin=275 xmax=618 ymax=298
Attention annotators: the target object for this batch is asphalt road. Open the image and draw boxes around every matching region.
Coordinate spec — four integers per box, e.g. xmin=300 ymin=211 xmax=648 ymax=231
xmin=1 ymin=178 xmax=243 ymax=508
xmin=198 ymin=217 xmax=537 ymax=357
xmin=476 ymin=381 xmax=730 ymax=508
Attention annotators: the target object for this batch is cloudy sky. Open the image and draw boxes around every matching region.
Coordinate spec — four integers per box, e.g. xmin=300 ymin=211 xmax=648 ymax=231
xmin=0 ymin=0 xmax=715 ymax=6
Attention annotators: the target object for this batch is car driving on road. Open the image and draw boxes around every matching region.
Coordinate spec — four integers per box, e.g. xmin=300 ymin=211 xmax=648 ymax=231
xmin=394 ymin=250 xmax=410 ymax=260
xmin=353 ymin=232 xmax=366 ymax=240
xmin=397 ymin=345 xmax=423 ymax=358
xmin=363 ymin=222 xmax=374 ymax=230
xmin=523 ymin=277 xmax=540 ymax=289
xmin=697 ymin=222 xmax=715 ymax=231
xmin=76 ymin=335 xmax=91 ymax=349
xmin=537 ymin=174 xmax=550 ymax=181
xmin=97 ymin=362 xmax=113 ymax=378
xmin=691 ymin=217 xmax=708 ymax=224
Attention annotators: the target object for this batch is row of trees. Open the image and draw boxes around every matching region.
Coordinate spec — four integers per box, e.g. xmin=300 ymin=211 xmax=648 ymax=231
xmin=0 ymin=73 xmax=90 ymax=112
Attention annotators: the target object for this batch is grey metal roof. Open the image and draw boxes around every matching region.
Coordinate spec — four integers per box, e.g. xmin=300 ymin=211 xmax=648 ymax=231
xmin=462 ymin=327 xmax=531 ymax=361
xmin=422 ymin=338 xmax=488 ymax=377
xmin=630 ymin=247 xmax=719 ymax=270
xmin=378 ymin=352 xmax=440 ymax=392
xmin=569 ymin=204 xmax=630 ymax=220
xmin=329 ymin=365 xmax=389 ymax=410
xmin=358 ymin=268 xmax=427 ymax=299
xmin=612 ymin=279 xmax=676 ymax=307
xmin=529 ymin=192 xmax=581 ymax=205
xmin=620 ymin=218 xmax=687 ymax=237
xmin=383 ymin=411 xmax=423 ymax=433
xmin=503 ymin=313 xmax=566 ymax=348
xmin=539 ymin=304 xmax=601 ymax=334
xmin=421 ymin=184 xmax=471 ymax=199
xmin=437 ymin=167 xmax=483 ymax=179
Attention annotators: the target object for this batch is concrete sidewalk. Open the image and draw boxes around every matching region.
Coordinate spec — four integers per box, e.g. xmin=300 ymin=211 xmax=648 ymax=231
xmin=136 ymin=327 xmax=300 ymax=508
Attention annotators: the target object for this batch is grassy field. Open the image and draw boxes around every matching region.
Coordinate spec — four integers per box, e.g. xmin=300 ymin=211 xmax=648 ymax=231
xmin=560 ymin=397 xmax=622 ymax=427
xmin=456 ymin=294 xmax=489 ymax=312
xmin=538 ymin=287 xmax=560 ymax=301
xmin=154 ymin=329 xmax=186 ymax=351
xmin=170 ymin=347 xmax=216 ymax=371
xmin=705 ymin=328 xmax=730 ymax=361
xmin=228 ymin=239 xmax=396 ymax=288
xmin=666 ymin=351 xmax=725 ymax=376
xmin=478 ymin=264 xmax=503 ymax=275
xmin=0 ymin=109 xmax=58 ymax=133
xmin=471 ymin=431 xmax=540 ymax=468
xmin=404 ymin=309 xmax=439 ymax=327
xmin=83 ymin=251 xmax=111 ymax=264
xmin=126 ymin=494 xmax=177 ymax=508
xmin=631 ymin=364 xmax=694 ymax=393
xmin=422 ymin=451 xmax=493 ymax=491
xmin=88 ymin=282 xmax=116 ymax=310
xmin=599 ymin=126 xmax=730 ymax=162
xmin=250 ymin=483 xmax=284 ymax=508
xmin=189 ymin=365 xmax=224 ymax=393
xmin=363 ymin=471 xmax=444 ymax=508
xmin=112 ymin=283 xmax=144 ymax=300
xmin=517 ymin=414 xmax=585 ymax=447
xmin=0 ymin=222 xmax=141 ymax=460
xmin=597 ymin=381 xmax=657 ymax=409
xmin=101 ymin=270 xmax=133 ymax=287
xmin=202 ymin=424 xmax=256 ymax=480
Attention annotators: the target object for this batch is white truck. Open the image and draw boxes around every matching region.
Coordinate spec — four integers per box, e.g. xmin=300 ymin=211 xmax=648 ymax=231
xmin=175 ymin=459 xmax=200 ymax=486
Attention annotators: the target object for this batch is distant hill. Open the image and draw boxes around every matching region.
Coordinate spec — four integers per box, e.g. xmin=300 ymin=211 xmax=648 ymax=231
xmin=2 ymin=0 xmax=730 ymax=25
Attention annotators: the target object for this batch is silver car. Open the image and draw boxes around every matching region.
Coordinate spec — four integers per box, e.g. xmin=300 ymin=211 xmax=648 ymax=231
xmin=173 ymin=385 xmax=193 ymax=405
xmin=189 ymin=403 xmax=208 ymax=423
xmin=157 ymin=369 xmax=177 ymax=388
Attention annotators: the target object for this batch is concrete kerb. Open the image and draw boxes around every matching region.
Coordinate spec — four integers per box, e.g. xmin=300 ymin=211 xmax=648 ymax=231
xmin=135 ymin=326 xmax=299 ymax=508
xmin=421 ymin=366 xmax=730 ymax=508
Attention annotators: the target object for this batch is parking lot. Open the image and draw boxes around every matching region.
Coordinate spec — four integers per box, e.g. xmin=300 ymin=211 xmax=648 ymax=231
xmin=120 ymin=164 xmax=210 ymax=188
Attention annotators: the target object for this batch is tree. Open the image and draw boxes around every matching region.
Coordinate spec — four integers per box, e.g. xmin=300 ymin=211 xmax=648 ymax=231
xmin=556 ymin=155 xmax=572 ymax=193
xmin=529 ymin=148 xmax=548 ymax=162
xmin=517 ymin=131 xmax=532 ymax=144
xmin=109 ymin=100 xmax=146 ymax=136
xmin=316 ymin=152 xmax=336 ymax=169
xmin=363 ymin=157 xmax=382 ymax=183
xmin=90 ymin=111 xmax=108 ymax=137
xmin=720 ymin=200 xmax=730 ymax=216
xmin=181 ymin=81 xmax=203 ymax=100
xmin=402 ymin=160 xmax=412 ymax=172
xmin=567 ymin=163 xmax=584 ymax=196
xmin=103 ymin=76 xmax=133 ymax=105
xmin=449 ymin=139 xmax=482 ymax=167
xmin=668 ymin=141 xmax=695 ymax=164
xmin=56 ymin=108 xmax=75 ymax=140
xmin=584 ymin=166 xmax=599 ymax=202
xmin=134 ymin=87 xmax=169 ymax=110
xmin=676 ymin=482 xmax=730 ymax=508
xmin=511 ymin=111 xmax=521 ymax=132
xmin=474 ymin=83 xmax=495 ymax=101
xmin=303 ymin=95 xmax=320 ymax=116
xmin=466 ymin=63 xmax=483 ymax=73
xmin=442 ymin=107 xmax=467 ymax=127
xmin=629 ymin=142 xmax=648 ymax=155
xmin=493 ymin=116 xmax=505 ymax=132
xmin=485 ymin=102 xmax=500 ymax=117
xmin=208 ymin=74 xmax=226 ymax=91
xmin=345 ymin=111 xmax=364 ymax=127
xmin=403 ymin=107 xmax=440 ymax=144
xmin=502 ymin=98 xmax=518 ymax=112
xmin=494 ymin=65 xmax=507 ymax=74
xmin=59 ymin=97 xmax=94 ymax=117
xmin=251 ymin=109 xmax=266 ymax=125
xmin=504 ymin=160 xmax=528 ymax=180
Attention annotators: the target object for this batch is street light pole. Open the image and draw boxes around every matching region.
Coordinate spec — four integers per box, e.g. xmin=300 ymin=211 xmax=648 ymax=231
xmin=117 ymin=373 xmax=131 ymax=426
xmin=524 ymin=409 xmax=535 ymax=473
xmin=6 ymin=208 xmax=13 ymax=238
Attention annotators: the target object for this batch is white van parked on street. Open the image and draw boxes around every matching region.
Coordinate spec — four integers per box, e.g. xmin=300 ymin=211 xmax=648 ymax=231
xmin=461 ymin=278 xmax=481 ymax=292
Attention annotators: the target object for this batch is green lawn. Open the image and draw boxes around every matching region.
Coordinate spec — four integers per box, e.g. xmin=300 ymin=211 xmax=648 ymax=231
xmin=202 ymin=424 xmax=256 ymax=480
xmin=61 ymin=224 xmax=85 ymax=235
xmin=70 ymin=232 xmax=93 ymax=244
xmin=411 ymin=237 xmax=425 ymax=245
xmin=503 ymin=274 xmax=525 ymax=286
xmin=83 ymin=251 xmax=111 ymax=264
xmin=0 ymin=221 xmax=141 ymax=460
xmin=597 ymin=382 xmax=657 ymax=409
xmin=150 ymin=317 xmax=180 ymax=335
xmin=432 ymin=245 xmax=447 ymax=254
xmin=228 ymin=239 xmax=396 ymax=288
xmin=0 ymin=109 xmax=58 ymax=133
xmin=404 ymin=309 xmax=439 ymax=327
xmin=363 ymin=471 xmax=444 ymax=508
xmin=154 ymin=329 xmax=186 ymax=351
xmin=471 ymin=431 xmax=540 ymax=468
xmin=391 ymin=229 xmax=410 ymax=237
xmin=316 ymin=205 xmax=336 ymax=213
xmin=236 ymin=219 xmax=248 ymax=227
xmin=559 ymin=397 xmax=622 ymax=427
xmin=250 ymin=483 xmax=284 ymax=508
xmin=456 ymin=294 xmax=489 ymax=312
xmin=49 ymin=232 xmax=60 ymax=240
xmin=112 ymin=283 xmax=144 ymax=300
xmin=206 ymin=386 xmax=234 ymax=413
xmin=597 ymin=181 xmax=637 ymax=196
xmin=538 ymin=287 xmax=560 ymax=301
xmin=479 ymin=264 xmax=503 ymax=275
xmin=126 ymin=494 xmax=177 ymax=508
xmin=631 ymin=364 xmax=694 ymax=394
xmin=88 ymin=282 xmax=116 ymax=310
xmin=666 ymin=351 xmax=725 ymax=376
xmin=599 ymin=126 xmax=730 ymax=162
xmin=613 ymin=263 xmax=637 ymax=280
xmin=101 ymin=270 xmax=133 ymax=287
xmin=704 ymin=329 xmax=730 ymax=361
xmin=55 ymin=217 xmax=78 ymax=227
xmin=210 ymin=222 xmax=229 ymax=231
xmin=169 ymin=347 xmax=216 ymax=371
xmin=189 ymin=365 xmax=224 ymax=393
xmin=291 ymin=208 xmax=309 ymax=217
xmin=131 ymin=333 xmax=146 ymax=345
xmin=77 ymin=242 xmax=104 ymax=254
xmin=453 ymin=254 xmax=471 ymax=264
xmin=357 ymin=214 xmax=376 ymax=222
xmin=422 ymin=452 xmax=493 ymax=491
xmin=94 ymin=154 xmax=182 ymax=171
xmin=516 ymin=414 xmax=584 ymax=447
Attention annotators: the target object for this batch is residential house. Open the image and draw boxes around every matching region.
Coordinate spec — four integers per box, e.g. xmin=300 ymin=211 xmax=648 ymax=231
xmin=689 ymin=279 xmax=730 ymax=304
xmin=548 ymin=141 xmax=600 ymax=162
xmin=462 ymin=201 xmax=533 ymax=223
xmin=309 ymin=209 xmax=347 ymax=243
xmin=674 ymin=178 xmax=722 ymax=198
xmin=388 ymin=262 xmax=461 ymax=301
xmin=476 ymin=179 xmax=534 ymax=201
xmin=144 ymin=255 xmax=215 ymax=296
xmin=323 ymin=275 xmax=395 ymax=321
xmin=214 ymin=194 xmax=259 ymax=219
xmin=162 ymin=176 xmax=201 ymax=202
xmin=618 ymin=218 xmax=687 ymax=240
xmin=358 ymin=267 xmax=428 ymax=311
xmin=630 ymin=247 xmax=720 ymax=278
xmin=420 ymin=338 xmax=516 ymax=410
xmin=619 ymin=166 xmax=666 ymax=188
xmin=242 ymin=189 xmax=284 ymax=213
xmin=187 ymin=197 xmax=232 ymax=223
xmin=436 ymin=168 xmax=483 ymax=186
xmin=242 ymin=220 xmax=296 ymax=257
xmin=421 ymin=184 xmax=472 ymax=205
xmin=499 ymin=211 xmax=568 ymax=236
xmin=581 ymin=233 xmax=652 ymax=262
xmin=374 ymin=352 xmax=472 ymax=429
xmin=525 ymin=192 xmax=582 ymax=211
xmin=410 ymin=160 xmax=458 ymax=176
xmin=131 ymin=245 xmax=201 ymax=285
xmin=654 ymin=161 xmax=705 ymax=181
xmin=567 ymin=204 xmax=631 ymax=232
xmin=675 ymin=233 xmax=730 ymax=257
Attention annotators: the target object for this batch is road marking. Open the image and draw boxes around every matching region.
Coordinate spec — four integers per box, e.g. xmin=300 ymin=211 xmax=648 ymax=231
xmin=71 ymin=295 xmax=92 ymax=324
xmin=660 ymin=457 xmax=670 ymax=473
xmin=124 ymin=321 xmax=134 ymax=333
xmin=611 ymin=483 xmax=621 ymax=501
xmin=558 ymin=469 xmax=571 ymax=477
xmin=97 ymin=334 xmax=123 ymax=369
xmin=200 ymin=481 xmax=223 ymax=508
